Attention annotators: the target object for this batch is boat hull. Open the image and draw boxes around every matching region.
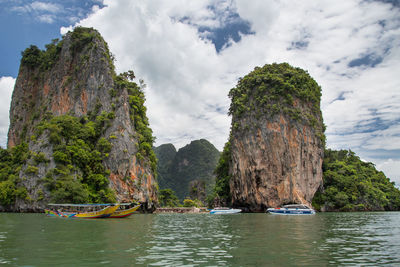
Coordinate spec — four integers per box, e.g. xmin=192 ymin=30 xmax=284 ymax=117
xmin=109 ymin=205 xmax=140 ymax=218
xmin=267 ymin=208 xmax=315 ymax=215
xmin=45 ymin=204 xmax=120 ymax=218
xmin=210 ymin=209 xmax=241 ymax=214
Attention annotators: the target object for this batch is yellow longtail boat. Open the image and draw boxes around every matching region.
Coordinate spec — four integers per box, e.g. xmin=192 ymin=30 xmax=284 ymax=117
xmin=45 ymin=203 xmax=120 ymax=218
xmin=109 ymin=203 xmax=141 ymax=218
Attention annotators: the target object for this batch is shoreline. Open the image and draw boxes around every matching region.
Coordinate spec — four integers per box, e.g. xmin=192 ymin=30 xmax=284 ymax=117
xmin=154 ymin=207 xmax=209 ymax=214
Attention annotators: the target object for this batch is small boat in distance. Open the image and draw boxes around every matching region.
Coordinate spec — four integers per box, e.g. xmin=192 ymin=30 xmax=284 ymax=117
xmin=45 ymin=203 xmax=120 ymax=218
xmin=210 ymin=207 xmax=242 ymax=214
xmin=267 ymin=204 xmax=316 ymax=215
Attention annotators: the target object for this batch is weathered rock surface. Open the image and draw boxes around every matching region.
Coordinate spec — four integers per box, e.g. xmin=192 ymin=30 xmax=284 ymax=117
xmin=3 ymin=27 xmax=157 ymax=212
xmin=188 ymin=180 xmax=206 ymax=203
xmin=227 ymin=63 xmax=325 ymax=212
xmin=230 ymin=114 xmax=324 ymax=211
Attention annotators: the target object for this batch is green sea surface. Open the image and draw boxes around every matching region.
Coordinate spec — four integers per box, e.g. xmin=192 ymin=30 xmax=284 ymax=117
xmin=1 ymin=212 xmax=399 ymax=266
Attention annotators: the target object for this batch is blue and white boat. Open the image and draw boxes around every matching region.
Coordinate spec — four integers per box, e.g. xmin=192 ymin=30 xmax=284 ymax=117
xmin=210 ymin=207 xmax=242 ymax=214
xmin=267 ymin=204 xmax=315 ymax=215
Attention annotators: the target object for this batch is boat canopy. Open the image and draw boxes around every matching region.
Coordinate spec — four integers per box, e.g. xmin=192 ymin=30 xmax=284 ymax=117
xmin=282 ymin=204 xmax=310 ymax=209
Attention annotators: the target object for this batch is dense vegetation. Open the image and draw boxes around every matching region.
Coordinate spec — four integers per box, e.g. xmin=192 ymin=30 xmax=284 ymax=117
xmin=0 ymin=144 xmax=30 ymax=205
xmin=0 ymin=113 xmax=117 ymax=205
xmin=158 ymin=189 xmax=180 ymax=207
xmin=21 ymin=39 xmax=63 ymax=71
xmin=313 ymin=149 xmax=400 ymax=211
xmin=154 ymin=144 xmax=177 ymax=190
xmin=21 ymin=26 xmax=98 ymax=67
xmin=37 ymin=114 xmax=116 ymax=203
xmin=70 ymin=26 xmax=99 ymax=54
xmin=208 ymin=140 xmax=232 ymax=206
xmin=158 ymin=188 xmax=204 ymax=208
xmin=21 ymin=27 xmax=114 ymax=79
xmin=155 ymin=139 xmax=220 ymax=201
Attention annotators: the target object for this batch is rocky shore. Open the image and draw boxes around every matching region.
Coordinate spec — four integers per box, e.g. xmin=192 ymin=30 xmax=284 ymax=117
xmin=154 ymin=207 xmax=208 ymax=213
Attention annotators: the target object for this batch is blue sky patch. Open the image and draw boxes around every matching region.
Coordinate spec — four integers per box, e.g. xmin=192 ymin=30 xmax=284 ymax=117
xmin=373 ymin=0 xmax=400 ymax=7
xmin=331 ymin=91 xmax=351 ymax=103
xmin=179 ymin=2 xmax=254 ymax=52
xmin=348 ymin=53 xmax=383 ymax=68
xmin=361 ymin=148 xmax=400 ymax=160
xmin=353 ymin=116 xmax=399 ymax=134
xmin=0 ymin=0 xmax=104 ymax=77
xmin=290 ymin=40 xmax=309 ymax=50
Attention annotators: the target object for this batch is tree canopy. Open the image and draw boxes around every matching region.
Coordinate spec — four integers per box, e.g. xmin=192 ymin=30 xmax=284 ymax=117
xmin=313 ymin=149 xmax=400 ymax=211
xmin=158 ymin=188 xmax=180 ymax=207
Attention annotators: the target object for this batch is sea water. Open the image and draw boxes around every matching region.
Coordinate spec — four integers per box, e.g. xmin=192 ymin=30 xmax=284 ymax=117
xmin=1 ymin=212 xmax=400 ymax=266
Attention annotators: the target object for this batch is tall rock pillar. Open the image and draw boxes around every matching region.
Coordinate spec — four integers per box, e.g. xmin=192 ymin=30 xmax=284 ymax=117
xmin=3 ymin=27 xmax=157 ymax=212
xmin=227 ymin=63 xmax=325 ymax=211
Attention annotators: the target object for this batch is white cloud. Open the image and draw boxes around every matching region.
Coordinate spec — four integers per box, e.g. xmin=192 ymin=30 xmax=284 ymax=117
xmin=59 ymin=0 xmax=399 ymax=163
xmin=376 ymin=159 xmax=400 ymax=186
xmin=37 ymin=14 xmax=55 ymax=24
xmin=0 ymin=77 xmax=15 ymax=148
xmin=30 ymin=1 xmax=61 ymax=13
xmin=11 ymin=1 xmax=61 ymax=14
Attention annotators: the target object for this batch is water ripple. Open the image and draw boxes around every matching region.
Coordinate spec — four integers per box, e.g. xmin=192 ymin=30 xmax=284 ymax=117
xmin=1 ymin=212 xmax=400 ymax=266
xmin=320 ymin=212 xmax=400 ymax=265
xmin=136 ymin=214 xmax=236 ymax=266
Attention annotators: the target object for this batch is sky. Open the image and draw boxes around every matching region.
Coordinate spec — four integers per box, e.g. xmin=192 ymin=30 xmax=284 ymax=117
xmin=0 ymin=0 xmax=399 ymax=185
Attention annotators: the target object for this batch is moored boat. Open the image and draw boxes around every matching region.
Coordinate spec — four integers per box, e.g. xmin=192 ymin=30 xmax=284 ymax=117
xmin=267 ymin=204 xmax=315 ymax=215
xmin=45 ymin=203 xmax=120 ymax=218
xmin=210 ymin=207 xmax=242 ymax=214
xmin=109 ymin=203 xmax=141 ymax=218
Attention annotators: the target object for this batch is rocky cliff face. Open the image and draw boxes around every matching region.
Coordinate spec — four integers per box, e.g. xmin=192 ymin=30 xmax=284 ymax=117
xmin=2 ymin=27 xmax=158 ymax=212
xmin=224 ymin=63 xmax=325 ymax=212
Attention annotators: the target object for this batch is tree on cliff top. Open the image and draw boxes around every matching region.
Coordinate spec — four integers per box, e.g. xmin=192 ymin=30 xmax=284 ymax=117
xmin=228 ymin=62 xmax=325 ymax=145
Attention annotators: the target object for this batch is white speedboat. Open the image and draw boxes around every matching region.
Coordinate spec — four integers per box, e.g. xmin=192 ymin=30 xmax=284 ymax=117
xmin=210 ymin=207 xmax=242 ymax=214
xmin=267 ymin=204 xmax=315 ymax=215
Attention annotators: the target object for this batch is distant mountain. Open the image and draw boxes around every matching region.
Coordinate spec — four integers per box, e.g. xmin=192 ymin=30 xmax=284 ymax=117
xmin=154 ymin=144 xmax=176 ymax=190
xmin=155 ymin=139 xmax=220 ymax=201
